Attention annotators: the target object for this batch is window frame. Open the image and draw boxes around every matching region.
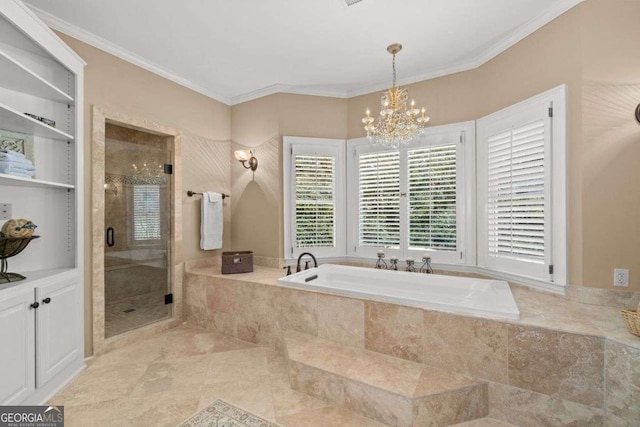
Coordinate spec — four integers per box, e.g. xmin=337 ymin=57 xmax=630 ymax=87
xmin=347 ymin=121 xmax=476 ymax=266
xmin=283 ymin=136 xmax=346 ymax=260
xmin=477 ymin=85 xmax=567 ymax=286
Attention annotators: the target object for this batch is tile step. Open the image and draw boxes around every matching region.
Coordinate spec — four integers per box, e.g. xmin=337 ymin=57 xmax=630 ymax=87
xmin=284 ymin=331 xmax=488 ymax=427
xmin=452 ymin=418 xmax=519 ymax=426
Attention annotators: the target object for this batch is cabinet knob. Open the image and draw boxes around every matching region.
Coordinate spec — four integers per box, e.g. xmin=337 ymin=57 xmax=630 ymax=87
xmin=30 ymin=302 xmax=40 ymax=309
xmin=42 ymin=297 xmax=51 ymax=304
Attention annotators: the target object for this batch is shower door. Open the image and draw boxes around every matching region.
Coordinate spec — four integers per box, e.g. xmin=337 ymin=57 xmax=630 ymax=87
xmin=103 ymin=124 xmax=172 ymax=338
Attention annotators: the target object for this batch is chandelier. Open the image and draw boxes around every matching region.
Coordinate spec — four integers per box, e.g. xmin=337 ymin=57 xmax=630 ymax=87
xmin=362 ymin=44 xmax=430 ymax=148
xmin=132 ymin=162 xmax=163 ymax=178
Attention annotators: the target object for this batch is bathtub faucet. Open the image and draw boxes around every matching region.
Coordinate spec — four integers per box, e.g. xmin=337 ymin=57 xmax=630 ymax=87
xmin=420 ymin=255 xmax=434 ymax=274
xmin=296 ymin=252 xmax=318 ymax=273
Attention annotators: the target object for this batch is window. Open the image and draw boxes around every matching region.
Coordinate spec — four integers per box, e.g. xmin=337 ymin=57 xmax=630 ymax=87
xmin=132 ymin=184 xmax=161 ymax=243
xmin=486 ymin=122 xmax=545 ymax=260
xmin=347 ymin=122 xmax=475 ymax=264
xmin=358 ymin=151 xmax=400 ymax=248
xmin=408 ymin=144 xmax=457 ymax=251
xmin=284 ymin=137 xmax=346 ymax=258
xmin=478 ymin=85 xmax=566 ymax=285
xmin=295 ymin=154 xmax=336 ymax=248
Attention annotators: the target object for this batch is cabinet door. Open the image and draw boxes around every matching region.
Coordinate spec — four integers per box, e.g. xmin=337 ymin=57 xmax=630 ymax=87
xmin=36 ymin=276 xmax=81 ymax=387
xmin=0 ymin=287 xmax=35 ymax=404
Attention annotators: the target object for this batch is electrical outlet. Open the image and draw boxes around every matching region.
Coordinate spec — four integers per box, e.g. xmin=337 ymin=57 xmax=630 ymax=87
xmin=0 ymin=203 xmax=11 ymax=220
xmin=614 ymin=269 xmax=629 ymax=287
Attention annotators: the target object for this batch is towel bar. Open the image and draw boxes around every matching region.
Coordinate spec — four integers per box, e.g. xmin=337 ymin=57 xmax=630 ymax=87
xmin=187 ymin=190 xmax=230 ymax=199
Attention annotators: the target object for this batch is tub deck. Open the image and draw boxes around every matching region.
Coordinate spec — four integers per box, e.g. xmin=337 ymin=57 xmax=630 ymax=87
xmin=186 ymin=264 xmax=639 ymax=350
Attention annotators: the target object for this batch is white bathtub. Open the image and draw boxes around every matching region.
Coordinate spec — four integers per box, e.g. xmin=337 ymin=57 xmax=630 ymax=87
xmin=277 ymin=264 xmax=520 ymax=320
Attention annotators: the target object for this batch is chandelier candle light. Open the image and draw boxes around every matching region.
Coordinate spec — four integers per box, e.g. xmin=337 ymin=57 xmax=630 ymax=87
xmin=362 ymin=44 xmax=430 ymax=148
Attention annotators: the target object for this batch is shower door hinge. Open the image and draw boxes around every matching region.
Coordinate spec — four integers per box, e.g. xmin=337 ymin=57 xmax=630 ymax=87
xmin=164 ymin=293 xmax=173 ymax=305
xmin=163 ymin=164 xmax=173 ymax=174
xmin=548 ymin=265 xmax=554 ymax=275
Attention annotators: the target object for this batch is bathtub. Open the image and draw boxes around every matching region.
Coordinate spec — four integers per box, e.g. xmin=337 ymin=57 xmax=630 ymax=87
xmin=277 ymin=264 xmax=520 ymax=320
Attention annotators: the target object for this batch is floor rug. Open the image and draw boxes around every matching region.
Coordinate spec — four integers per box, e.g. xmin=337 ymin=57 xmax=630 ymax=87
xmin=178 ymin=399 xmax=281 ymax=427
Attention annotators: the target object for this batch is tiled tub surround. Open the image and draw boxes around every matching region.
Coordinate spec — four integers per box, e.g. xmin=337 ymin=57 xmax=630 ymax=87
xmin=184 ymin=266 xmax=640 ymax=426
xmin=284 ymin=330 xmax=489 ymax=426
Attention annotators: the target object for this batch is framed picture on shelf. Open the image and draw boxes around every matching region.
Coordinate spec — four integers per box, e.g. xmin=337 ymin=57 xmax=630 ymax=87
xmin=0 ymin=129 xmax=35 ymax=177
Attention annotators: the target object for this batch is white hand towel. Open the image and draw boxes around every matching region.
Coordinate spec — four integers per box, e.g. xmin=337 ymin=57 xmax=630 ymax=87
xmin=200 ymin=192 xmax=223 ymax=250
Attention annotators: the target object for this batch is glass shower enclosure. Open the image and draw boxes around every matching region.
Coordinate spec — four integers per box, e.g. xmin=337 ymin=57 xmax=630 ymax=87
xmin=103 ymin=123 xmax=172 ymax=338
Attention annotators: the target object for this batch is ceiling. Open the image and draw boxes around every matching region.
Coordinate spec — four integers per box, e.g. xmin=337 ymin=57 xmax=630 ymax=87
xmin=24 ymin=0 xmax=582 ymax=105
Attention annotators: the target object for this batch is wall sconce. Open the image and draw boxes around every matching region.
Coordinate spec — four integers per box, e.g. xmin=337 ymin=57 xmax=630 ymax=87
xmin=234 ymin=149 xmax=258 ymax=171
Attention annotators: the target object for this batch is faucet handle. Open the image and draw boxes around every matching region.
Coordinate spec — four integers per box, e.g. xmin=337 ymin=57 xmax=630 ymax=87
xmin=305 ymin=260 xmax=310 ymax=270
xmin=283 ymin=265 xmax=292 ymax=276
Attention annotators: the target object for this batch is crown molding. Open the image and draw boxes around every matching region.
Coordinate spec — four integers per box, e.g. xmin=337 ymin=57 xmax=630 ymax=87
xmin=26 ymin=4 xmax=231 ymax=105
xmin=346 ymin=0 xmax=583 ymax=98
xmin=345 ymin=59 xmax=479 ymax=98
xmin=228 ymin=84 xmax=286 ymax=106
xmin=468 ymin=0 xmax=583 ymax=72
xmin=229 ymin=84 xmax=348 ymax=106
xmin=27 ymin=0 xmax=583 ymax=106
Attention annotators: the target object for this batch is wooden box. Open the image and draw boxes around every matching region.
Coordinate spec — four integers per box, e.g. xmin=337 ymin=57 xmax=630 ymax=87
xmin=221 ymin=251 xmax=253 ymax=274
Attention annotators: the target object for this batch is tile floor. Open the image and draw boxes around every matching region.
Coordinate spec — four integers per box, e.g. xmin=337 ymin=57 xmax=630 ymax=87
xmin=50 ymin=325 xmax=385 ymax=427
xmin=104 ymin=290 xmax=169 ymax=338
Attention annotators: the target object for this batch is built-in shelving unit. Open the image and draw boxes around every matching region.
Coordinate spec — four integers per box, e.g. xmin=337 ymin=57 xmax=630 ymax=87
xmin=0 ymin=173 xmax=74 ymax=189
xmin=0 ymin=48 xmax=74 ymax=104
xmin=0 ymin=0 xmax=85 ymax=407
xmin=0 ymin=101 xmax=74 ymax=141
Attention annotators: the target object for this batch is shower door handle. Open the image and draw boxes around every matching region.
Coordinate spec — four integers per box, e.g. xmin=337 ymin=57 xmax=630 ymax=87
xmin=106 ymin=227 xmax=115 ymax=247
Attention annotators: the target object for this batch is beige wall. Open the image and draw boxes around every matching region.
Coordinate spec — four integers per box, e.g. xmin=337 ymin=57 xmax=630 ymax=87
xmin=230 ymin=94 xmax=347 ymax=259
xmin=579 ymin=0 xmax=640 ymax=290
xmin=57 ymin=34 xmax=232 ymax=356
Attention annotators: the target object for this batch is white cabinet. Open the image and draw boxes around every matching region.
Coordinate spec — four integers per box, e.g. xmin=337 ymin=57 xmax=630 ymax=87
xmin=0 ymin=272 xmax=83 ymax=405
xmin=0 ymin=287 xmax=35 ymax=404
xmin=0 ymin=0 xmax=85 ymax=406
xmin=36 ymin=276 xmax=81 ymax=387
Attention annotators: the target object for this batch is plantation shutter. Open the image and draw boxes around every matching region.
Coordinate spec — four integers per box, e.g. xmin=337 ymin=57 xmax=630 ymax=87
xmin=294 ymin=154 xmax=336 ymax=248
xmin=358 ymin=151 xmax=401 ymax=248
xmin=408 ymin=144 xmax=457 ymax=251
xmin=486 ymin=120 xmax=545 ymax=262
xmin=133 ymin=185 xmax=161 ymax=241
